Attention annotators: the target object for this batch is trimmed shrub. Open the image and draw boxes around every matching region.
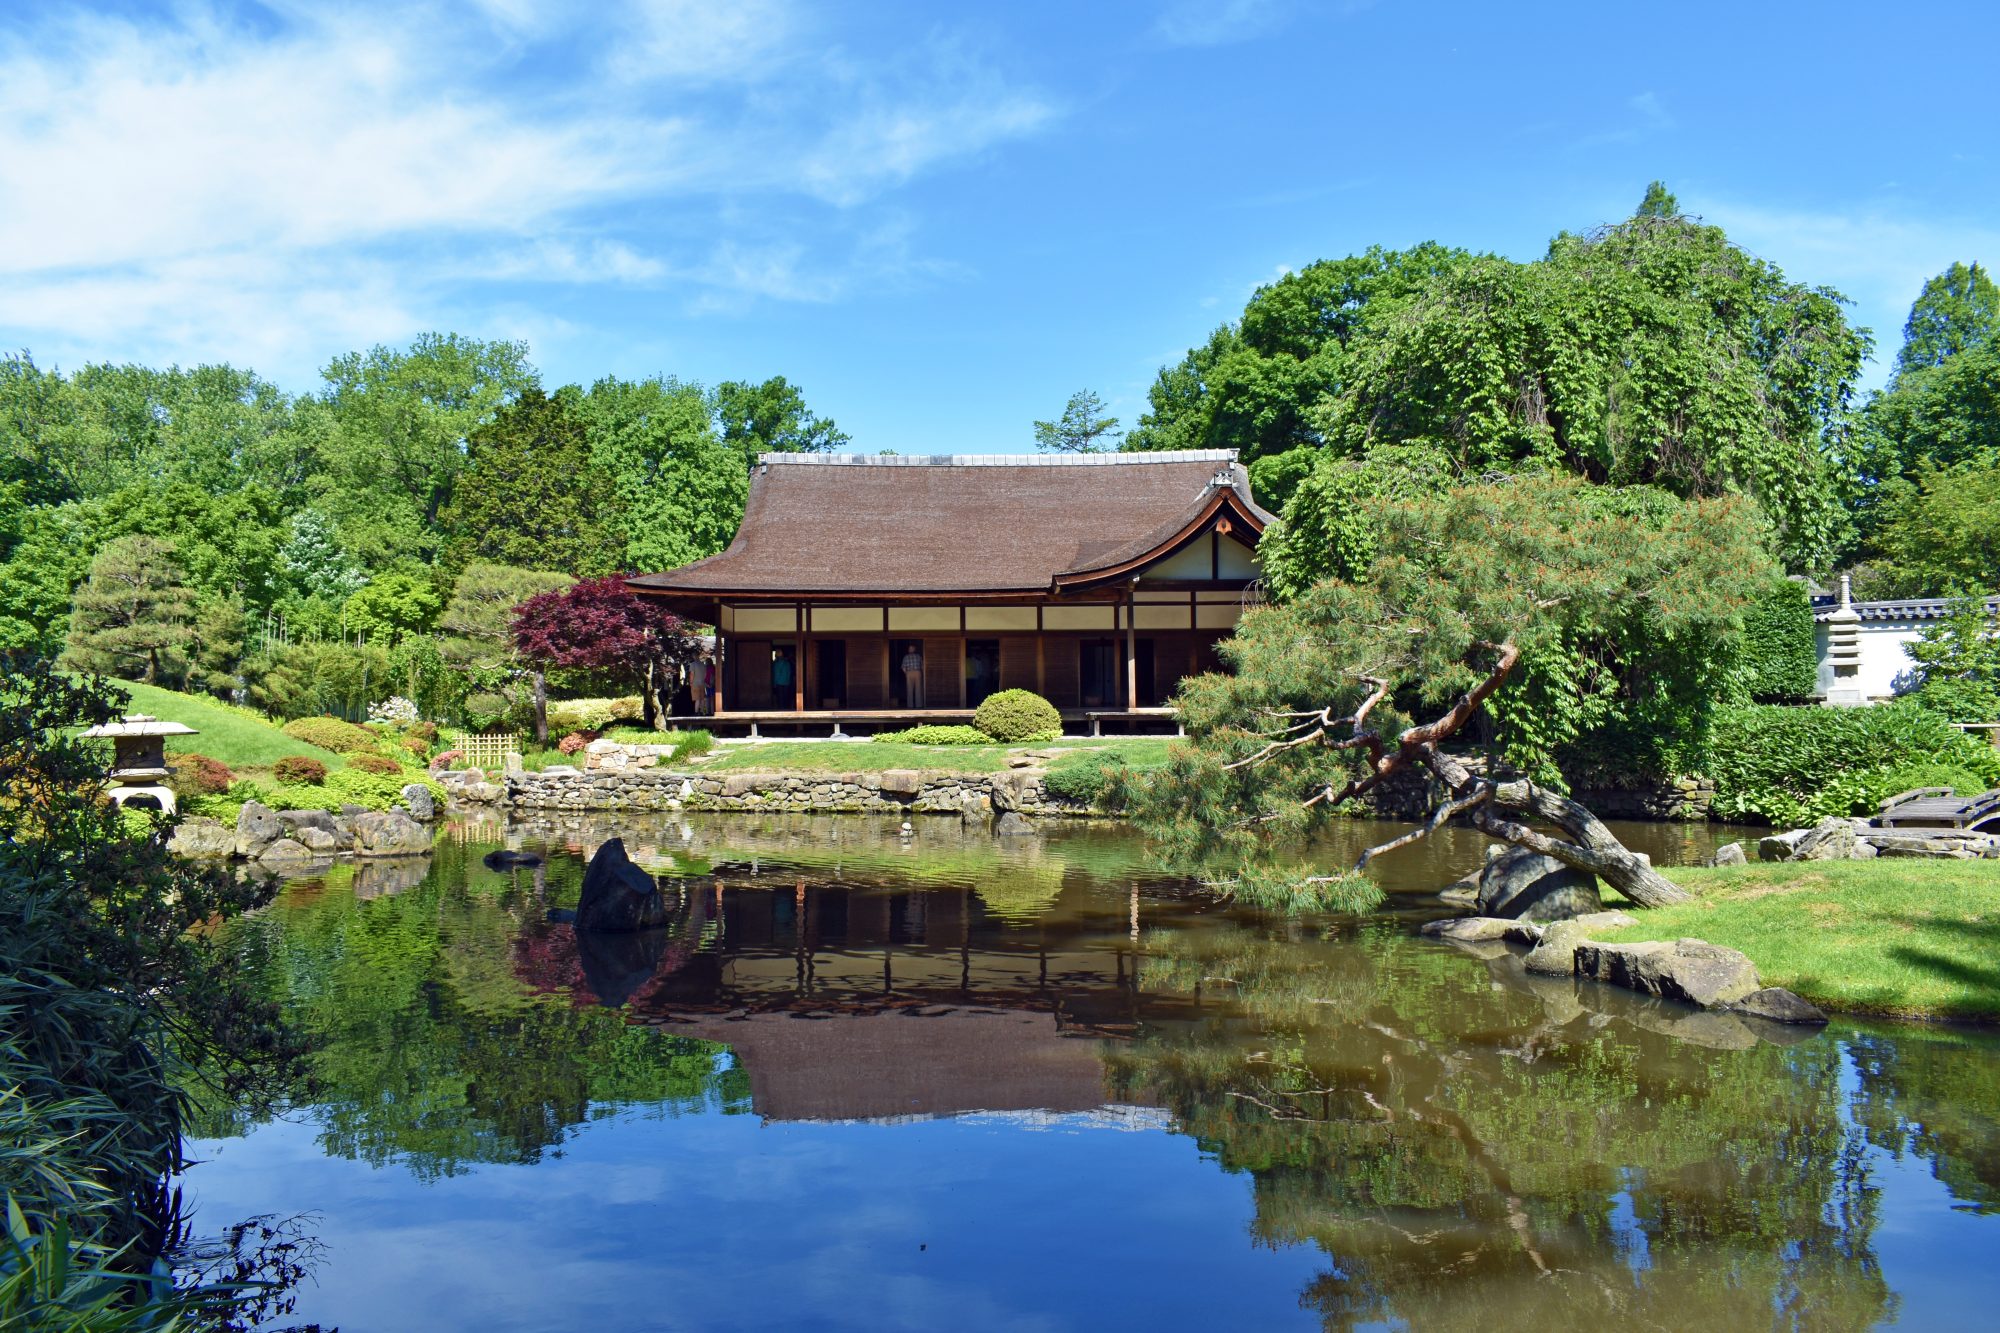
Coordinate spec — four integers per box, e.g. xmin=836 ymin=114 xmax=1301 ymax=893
xmin=409 ymin=720 xmax=439 ymax=744
xmin=558 ymin=732 xmax=592 ymax=755
xmin=348 ymin=753 xmax=404 ymax=776
xmin=547 ymin=697 xmax=642 ymax=734
xmin=1705 ymin=700 xmax=2000 ymax=826
xmin=1733 ymin=576 xmax=1818 ymax=702
xmin=404 ymin=736 xmax=430 ymax=759
xmin=166 ymin=752 xmax=235 ymax=797
xmin=873 ymin=724 xmax=993 ymax=745
xmin=271 ymin=755 xmax=327 ymax=786
xmin=972 ymin=690 xmax=1062 ymax=744
xmin=280 ymin=716 xmax=380 ymax=755
xmin=430 ymin=748 xmax=464 ymax=771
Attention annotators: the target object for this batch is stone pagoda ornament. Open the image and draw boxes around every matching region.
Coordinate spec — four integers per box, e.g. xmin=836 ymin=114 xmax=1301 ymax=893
xmin=80 ymin=713 xmax=198 ymax=814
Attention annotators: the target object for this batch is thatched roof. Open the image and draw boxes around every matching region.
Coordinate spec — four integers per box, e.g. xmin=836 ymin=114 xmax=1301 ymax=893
xmin=626 ymin=450 xmax=1270 ymax=601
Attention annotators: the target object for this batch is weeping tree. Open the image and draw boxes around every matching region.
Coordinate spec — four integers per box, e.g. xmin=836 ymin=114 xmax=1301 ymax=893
xmin=1127 ymin=473 xmax=1772 ymax=911
xmin=511 ymin=575 xmax=702 ymax=731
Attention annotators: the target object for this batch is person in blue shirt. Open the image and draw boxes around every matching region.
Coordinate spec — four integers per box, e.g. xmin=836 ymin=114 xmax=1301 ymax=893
xmin=771 ymin=646 xmax=794 ymax=698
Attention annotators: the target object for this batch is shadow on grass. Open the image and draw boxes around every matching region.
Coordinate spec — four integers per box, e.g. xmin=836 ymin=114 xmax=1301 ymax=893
xmin=1883 ymin=916 xmax=2000 ymax=1022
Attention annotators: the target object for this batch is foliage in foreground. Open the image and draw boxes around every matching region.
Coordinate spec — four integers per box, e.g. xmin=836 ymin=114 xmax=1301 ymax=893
xmin=0 ymin=658 xmax=309 ymax=1326
xmin=871 ymin=724 xmax=994 ymax=745
xmin=1126 ymin=474 xmax=1771 ymax=911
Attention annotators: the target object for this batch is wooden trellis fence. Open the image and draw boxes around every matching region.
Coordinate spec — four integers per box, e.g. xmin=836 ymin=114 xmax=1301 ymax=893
xmin=456 ymin=733 xmax=521 ymax=771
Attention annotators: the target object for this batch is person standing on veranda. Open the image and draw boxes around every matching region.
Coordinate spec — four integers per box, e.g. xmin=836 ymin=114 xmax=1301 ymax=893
xmin=901 ymin=644 xmax=924 ymax=708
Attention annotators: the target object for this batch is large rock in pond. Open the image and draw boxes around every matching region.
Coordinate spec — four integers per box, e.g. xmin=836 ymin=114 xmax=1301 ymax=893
xmin=1476 ymin=846 xmax=1603 ymax=922
xmin=995 ymin=811 xmax=1036 ymax=837
xmin=400 ymin=783 xmax=436 ymax=822
xmin=575 ymin=838 xmax=668 ymax=933
xmin=258 ymin=837 xmax=316 ymax=864
xmin=1571 ymin=937 xmax=1762 ymax=1009
xmin=349 ymin=810 xmax=433 ymax=857
xmin=1522 ymin=920 xmax=1593 ymax=976
xmin=297 ymin=826 xmax=339 ymax=855
xmin=234 ymin=801 xmax=284 ymax=858
xmin=1726 ymin=986 xmax=1828 ymax=1025
xmin=1419 ymin=916 xmax=1517 ymax=943
xmin=167 ymin=816 xmax=234 ymax=860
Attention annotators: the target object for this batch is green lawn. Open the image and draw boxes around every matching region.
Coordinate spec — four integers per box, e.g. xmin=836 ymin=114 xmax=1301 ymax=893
xmin=697 ymin=736 xmax=1174 ymax=775
xmin=104 ymin=679 xmax=346 ymax=773
xmin=1598 ymin=860 xmax=2000 ymax=1022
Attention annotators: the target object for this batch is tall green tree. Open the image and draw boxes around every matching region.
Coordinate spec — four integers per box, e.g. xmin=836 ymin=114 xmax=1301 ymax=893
xmin=1896 ymin=261 xmax=1999 ymax=375
xmin=1124 ymin=243 xmax=1472 ymax=463
xmin=1850 ymin=339 xmax=2000 ymax=537
xmin=441 ymin=388 xmax=624 ymax=577
xmin=1867 ymin=453 xmax=2000 ymax=597
xmin=313 ymin=334 xmax=537 ymax=566
xmin=712 ymin=375 xmax=849 ymax=459
xmin=581 ymin=375 xmax=748 ymax=573
xmin=62 ymin=534 xmax=196 ymax=685
xmin=437 ymin=562 xmax=573 ymax=735
xmin=1033 ymin=390 xmax=1122 ymax=453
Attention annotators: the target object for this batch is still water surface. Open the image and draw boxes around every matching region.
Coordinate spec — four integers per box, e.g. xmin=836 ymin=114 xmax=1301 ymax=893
xmin=191 ymin=814 xmax=2000 ymax=1330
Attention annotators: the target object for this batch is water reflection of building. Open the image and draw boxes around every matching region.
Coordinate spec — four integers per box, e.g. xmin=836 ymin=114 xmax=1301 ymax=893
xmin=613 ymin=878 xmax=1206 ymax=1124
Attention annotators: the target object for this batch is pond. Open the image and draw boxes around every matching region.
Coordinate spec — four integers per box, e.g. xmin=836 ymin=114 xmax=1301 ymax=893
xmin=188 ymin=814 xmax=2000 ymax=1331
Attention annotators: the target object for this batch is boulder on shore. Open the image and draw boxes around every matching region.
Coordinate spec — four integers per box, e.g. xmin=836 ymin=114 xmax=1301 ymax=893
xmin=400 ymin=784 xmax=437 ymax=822
xmin=1419 ymin=916 xmax=1516 ymax=943
xmin=167 ymin=816 xmax=235 ymax=860
xmin=1523 ymin=920 xmax=1594 ymax=975
xmin=350 ymin=810 xmax=433 ymax=857
xmin=1571 ymin=937 xmax=1762 ymax=1009
xmin=1476 ymin=847 xmax=1604 ymax=922
xmin=1710 ymin=841 xmax=1747 ymax=867
xmin=1726 ymin=986 xmax=1827 ymax=1025
xmin=1791 ymin=817 xmax=1856 ymax=862
xmin=575 ymin=838 xmax=668 ymax=932
xmin=258 ymin=837 xmax=316 ymax=864
xmin=234 ymin=801 xmax=283 ymax=858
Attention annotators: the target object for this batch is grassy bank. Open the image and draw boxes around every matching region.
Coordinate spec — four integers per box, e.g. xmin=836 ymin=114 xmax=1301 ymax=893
xmin=105 ymin=679 xmax=347 ymax=772
xmin=1598 ymin=861 xmax=2000 ymax=1022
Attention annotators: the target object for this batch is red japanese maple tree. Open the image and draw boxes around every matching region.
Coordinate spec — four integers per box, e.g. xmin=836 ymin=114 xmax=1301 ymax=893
xmin=511 ymin=576 xmax=700 ymax=733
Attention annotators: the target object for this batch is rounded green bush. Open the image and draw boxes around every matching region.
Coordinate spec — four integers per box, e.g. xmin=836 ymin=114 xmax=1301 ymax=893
xmin=167 ymin=753 xmax=235 ymax=796
xmin=972 ymin=689 xmax=1062 ymax=744
xmin=272 ymin=755 xmax=327 ymax=785
xmin=280 ymin=716 xmax=379 ymax=755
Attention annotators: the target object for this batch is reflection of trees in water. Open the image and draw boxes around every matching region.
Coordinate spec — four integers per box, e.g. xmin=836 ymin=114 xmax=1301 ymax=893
xmin=1850 ymin=1028 xmax=2000 ymax=1214
xmin=1109 ymin=926 xmax=1898 ymax=1330
xmin=222 ymin=837 xmax=747 ymax=1180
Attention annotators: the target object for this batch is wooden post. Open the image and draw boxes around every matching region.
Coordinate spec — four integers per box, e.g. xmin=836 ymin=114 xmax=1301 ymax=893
xmin=713 ymin=635 xmax=727 ymax=715
xmin=794 ymin=602 xmax=806 ymax=713
xmin=1124 ymin=583 xmax=1138 ymax=709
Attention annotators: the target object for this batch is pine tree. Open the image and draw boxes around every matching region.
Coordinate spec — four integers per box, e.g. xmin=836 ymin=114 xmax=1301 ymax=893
xmin=63 ymin=534 xmax=196 ymax=685
xmin=1896 ymin=261 xmax=2000 ymax=375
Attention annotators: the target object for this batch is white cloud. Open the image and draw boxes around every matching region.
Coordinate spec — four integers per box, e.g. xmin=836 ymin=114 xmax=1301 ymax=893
xmin=0 ymin=1 xmax=1057 ymax=380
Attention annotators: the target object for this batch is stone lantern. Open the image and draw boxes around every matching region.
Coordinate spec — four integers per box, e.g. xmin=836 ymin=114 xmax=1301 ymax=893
xmin=79 ymin=713 xmax=198 ymax=814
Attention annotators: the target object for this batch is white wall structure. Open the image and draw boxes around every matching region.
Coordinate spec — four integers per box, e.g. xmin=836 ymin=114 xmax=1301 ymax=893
xmin=1812 ymin=582 xmax=1998 ymax=705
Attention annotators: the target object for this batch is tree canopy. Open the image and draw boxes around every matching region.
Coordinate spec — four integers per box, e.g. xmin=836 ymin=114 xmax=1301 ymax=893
xmin=1895 ymin=261 xmax=1999 ymax=375
xmin=1128 ymin=193 xmax=1868 ymax=571
xmin=1131 ymin=474 xmax=1770 ymax=909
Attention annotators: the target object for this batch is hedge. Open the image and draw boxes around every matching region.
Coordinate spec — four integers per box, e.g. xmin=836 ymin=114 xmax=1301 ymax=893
xmin=271 ymin=756 xmax=327 ymax=785
xmin=872 ymin=725 xmax=993 ymax=745
xmin=1734 ymin=576 xmax=1818 ymax=702
xmin=1705 ymin=700 xmax=2000 ymax=826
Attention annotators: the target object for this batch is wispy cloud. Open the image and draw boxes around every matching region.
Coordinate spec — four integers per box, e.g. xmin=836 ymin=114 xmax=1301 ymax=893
xmin=1700 ymin=196 xmax=2000 ymax=385
xmin=0 ymin=0 xmax=1058 ymax=379
xmin=1153 ymin=0 xmax=1293 ymax=47
xmin=1571 ymin=90 xmax=1676 ymax=149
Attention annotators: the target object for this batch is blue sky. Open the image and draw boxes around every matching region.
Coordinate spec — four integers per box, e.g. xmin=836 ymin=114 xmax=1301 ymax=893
xmin=3 ymin=0 xmax=1996 ymax=455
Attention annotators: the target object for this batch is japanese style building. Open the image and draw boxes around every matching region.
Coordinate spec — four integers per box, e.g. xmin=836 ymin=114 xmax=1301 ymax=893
xmin=626 ymin=450 xmax=1270 ymax=729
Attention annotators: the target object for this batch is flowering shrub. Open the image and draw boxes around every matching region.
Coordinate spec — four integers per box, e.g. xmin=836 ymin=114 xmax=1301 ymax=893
xmin=368 ymin=696 xmax=421 ymax=726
